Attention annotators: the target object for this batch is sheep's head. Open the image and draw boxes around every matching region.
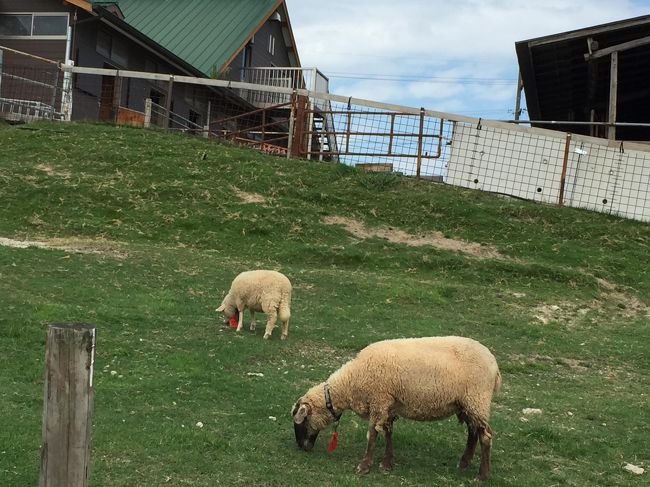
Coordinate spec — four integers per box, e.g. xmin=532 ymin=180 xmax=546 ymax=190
xmin=216 ymin=295 xmax=238 ymax=323
xmin=292 ymin=386 xmax=336 ymax=451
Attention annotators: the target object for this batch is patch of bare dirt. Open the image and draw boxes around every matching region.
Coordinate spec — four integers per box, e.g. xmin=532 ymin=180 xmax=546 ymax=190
xmin=532 ymin=302 xmax=589 ymax=326
xmin=36 ymin=164 xmax=71 ymax=179
xmin=322 ymin=215 xmax=503 ymax=259
xmin=595 ymin=278 xmax=650 ymax=317
xmin=510 ymin=353 xmax=592 ymax=371
xmin=0 ymin=236 xmax=127 ymax=258
xmin=233 ymin=188 xmax=267 ymax=205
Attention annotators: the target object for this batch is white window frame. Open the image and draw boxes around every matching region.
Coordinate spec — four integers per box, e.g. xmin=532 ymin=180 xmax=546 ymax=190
xmin=268 ymin=34 xmax=275 ymax=56
xmin=0 ymin=12 xmax=69 ymax=40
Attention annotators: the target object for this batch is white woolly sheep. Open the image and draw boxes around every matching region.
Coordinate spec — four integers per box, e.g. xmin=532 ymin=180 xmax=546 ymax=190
xmin=217 ymin=270 xmax=292 ymax=340
xmin=292 ymin=336 xmax=501 ymax=481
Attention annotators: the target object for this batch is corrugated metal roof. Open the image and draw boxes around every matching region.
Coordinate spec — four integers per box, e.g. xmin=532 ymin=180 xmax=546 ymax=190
xmin=92 ymin=0 xmax=280 ymax=76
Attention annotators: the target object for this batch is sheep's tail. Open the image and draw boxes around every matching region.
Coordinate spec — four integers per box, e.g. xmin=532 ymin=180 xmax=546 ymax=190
xmin=278 ymin=289 xmax=291 ymax=322
xmin=493 ymin=369 xmax=502 ymax=394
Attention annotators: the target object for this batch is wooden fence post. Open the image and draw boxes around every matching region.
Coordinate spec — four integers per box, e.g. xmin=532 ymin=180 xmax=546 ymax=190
xmin=164 ymin=75 xmax=174 ymax=129
xmin=144 ymin=98 xmax=152 ymax=128
xmin=39 ymin=324 xmax=96 ymax=487
xmin=112 ymin=72 xmax=122 ymax=124
xmin=558 ymin=133 xmax=572 ymax=208
xmin=416 ymin=107 xmax=426 ymax=179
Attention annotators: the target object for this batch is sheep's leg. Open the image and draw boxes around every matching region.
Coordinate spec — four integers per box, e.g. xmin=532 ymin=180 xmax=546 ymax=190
xmin=236 ymin=307 xmax=244 ymax=332
xmin=263 ymin=309 xmax=278 ymax=339
xmin=249 ymin=311 xmax=256 ymax=333
xmin=379 ymin=419 xmax=395 ymax=471
xmin=356 ymin=422 xmax=378 ymax=475
xmin=280 ymin=318 xmax=289 ymax=340
xmin=476 ymin=426 xmax=492 ymax=481
xmin=459 ymin=423 xmax=479 ymax=470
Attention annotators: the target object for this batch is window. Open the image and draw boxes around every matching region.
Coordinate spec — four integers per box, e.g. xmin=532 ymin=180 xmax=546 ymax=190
xmin=0 ymin=13 xmax=68 ymax=38
xmin=189 ymin=110 xmax=201 ymax=127
xmin=268 ymin=34 xmax=275 ymax=56
xmin=96 ymin=31 xmax=129 ymax=67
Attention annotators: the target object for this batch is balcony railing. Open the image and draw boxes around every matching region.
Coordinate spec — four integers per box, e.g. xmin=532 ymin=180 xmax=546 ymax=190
xmin=239 ymin=67 xmax=329 ymax=108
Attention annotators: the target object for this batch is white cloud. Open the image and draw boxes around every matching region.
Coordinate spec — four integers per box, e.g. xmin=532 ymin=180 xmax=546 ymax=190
xmin=285 ymin=0 xmax=650 ymax=117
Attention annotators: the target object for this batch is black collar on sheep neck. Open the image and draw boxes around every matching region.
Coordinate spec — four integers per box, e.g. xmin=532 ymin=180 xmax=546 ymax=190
xmin=323 ymin=383 xmax=342 ymax=422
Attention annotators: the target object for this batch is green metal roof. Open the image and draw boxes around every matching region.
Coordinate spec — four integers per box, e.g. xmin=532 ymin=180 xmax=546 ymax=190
xmin=92 ymin=0 xmax=281 ymax=76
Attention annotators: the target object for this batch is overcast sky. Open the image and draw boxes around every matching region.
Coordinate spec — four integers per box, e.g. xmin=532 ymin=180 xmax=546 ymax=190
xmin=285 ymin=0 xmax=650 ymax=120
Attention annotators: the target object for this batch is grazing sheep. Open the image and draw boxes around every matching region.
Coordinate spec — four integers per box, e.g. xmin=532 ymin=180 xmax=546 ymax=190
xmin=217 ymin=270 xmax=292 ymax=340
xmin=292 ymin=336 xmax=501 ymax=481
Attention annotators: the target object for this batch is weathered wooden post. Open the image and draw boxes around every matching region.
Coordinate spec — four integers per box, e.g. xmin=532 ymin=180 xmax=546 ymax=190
xmin=416 ymin=107 xmax=426 ymax=179
xmin=39 ymin=324 xmax=96 ymax=487
xmin=144 ymin=98 xmax=152 ymax=128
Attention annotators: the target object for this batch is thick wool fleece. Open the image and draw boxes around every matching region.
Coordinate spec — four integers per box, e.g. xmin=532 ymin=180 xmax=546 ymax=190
xmin=301 ymin=336 xmax=500 ymax=431
xmin=219 ymin=270 xmax=292 ymax=338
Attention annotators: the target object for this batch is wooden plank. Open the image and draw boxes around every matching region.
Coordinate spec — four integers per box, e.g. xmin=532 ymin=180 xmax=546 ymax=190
xmin=558 ymin=133 xmax=572 ymax=207
xmin=584 ymin=34 xmax=650 ymax=60
xmin=39 ymin=324 xmax=95 ymax=487
xmin=63 ymin=0 xmax=93 ymax=13
xmin=527 ymin=15 xmax=650 ymax=47
xmin=416 ymin=108 xmax=425 ymax=178
xmin=608 ymin=51 xmax=618 ymax=140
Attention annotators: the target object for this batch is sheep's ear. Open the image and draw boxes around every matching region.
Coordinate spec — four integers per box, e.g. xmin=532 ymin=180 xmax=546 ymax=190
xmin=216 ymin=304 xmax=225 ymax=312
xmin=293 ymin=403 xmax=310 ymax=424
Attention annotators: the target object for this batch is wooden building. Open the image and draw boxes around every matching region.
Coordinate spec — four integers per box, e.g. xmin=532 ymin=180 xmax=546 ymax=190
xmin=516 ymin=15 xmax=650 ymax=141
xmin=0 ymin=0 xmax=309 ymax=125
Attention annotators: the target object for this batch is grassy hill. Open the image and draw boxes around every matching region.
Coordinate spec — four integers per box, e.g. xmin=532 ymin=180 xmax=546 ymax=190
xmin=1 ymin=122 xmax=648 ymax=486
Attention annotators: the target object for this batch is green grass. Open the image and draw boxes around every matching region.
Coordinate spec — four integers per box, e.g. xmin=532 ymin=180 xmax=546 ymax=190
xmin=1 ymin=122 xmax=649 ymax=486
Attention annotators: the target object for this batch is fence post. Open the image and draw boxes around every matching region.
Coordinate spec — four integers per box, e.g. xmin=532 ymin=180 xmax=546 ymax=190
xmin=416 ymin=107 xmax=426 ymax=179
xmin=39 ymin=323 xmax=96 ymax=487
xmin=290 ymin=94 xmax=308 ymax=159
xmin=164 ymin=75 xmax=174 ymax=129
xmin=112 ymin=72 xmax=122 ymax=124
xmin=144 ymin=98 xmax=152 ymax=128
xmin=287 ymin=92 xmax=296 ymax=159
xmin=607 ymin=51 xmax=618 ymax=140
xmin=204 ymin=100 xmax=211 ymax=138
xmin=558 ymin=133 xmax=572 ymax=208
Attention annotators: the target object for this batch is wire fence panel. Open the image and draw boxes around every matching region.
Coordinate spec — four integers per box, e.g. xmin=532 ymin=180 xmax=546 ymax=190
xmin=447 ymin=122 xmax=568 ymax=204
xmin=0 ymin=48 xmax=63 ymax=122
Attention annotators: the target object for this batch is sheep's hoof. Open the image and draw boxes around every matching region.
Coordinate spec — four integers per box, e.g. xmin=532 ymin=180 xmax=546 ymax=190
xmin=459 ymin=458 xmax=472 ymax=470
xmin=280 ymin=334 xmax=288 ymax=340
xmin=249 ymin=326 xmax=256 ymax=333
xmin=379 ymin=459 xmax=394 ymax=472
xmin=263 ymin=333 xmax=271 ymax=340
xmin=355 ymin=463 xmax=371 ymax=475
xmin=475 ymin=473 xmax=490 ymax=482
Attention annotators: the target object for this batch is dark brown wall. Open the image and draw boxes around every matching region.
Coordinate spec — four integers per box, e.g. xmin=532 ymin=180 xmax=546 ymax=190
xmin=226 ymin=18 xmax=293 ymax=82
xmin=71 ymin=20 xmax=210 ymax=123
xmin=1 ymin=0 xmax=74 ymax=63
xmin=3 ymin=0 xmax=70 ymax=12
xmin=1 ymin=39 xmax=67 ymax=64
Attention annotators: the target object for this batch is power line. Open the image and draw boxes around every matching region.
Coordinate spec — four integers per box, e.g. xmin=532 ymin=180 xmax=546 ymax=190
xmin=326 ymin=72 xmax=518 ymax=85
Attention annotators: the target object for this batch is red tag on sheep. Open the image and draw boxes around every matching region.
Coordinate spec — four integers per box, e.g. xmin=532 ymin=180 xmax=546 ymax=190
xmin=327 ymin=431 xmax=339 ymax=453
xmin=228 ymin=316 xmax=238 ymax=329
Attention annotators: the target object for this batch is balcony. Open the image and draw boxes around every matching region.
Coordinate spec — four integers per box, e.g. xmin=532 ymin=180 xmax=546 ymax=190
xmin=239 ymin=67 xmax=329 ymax=108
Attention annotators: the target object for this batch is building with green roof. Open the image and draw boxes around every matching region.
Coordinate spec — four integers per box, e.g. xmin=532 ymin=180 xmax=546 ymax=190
xmin=1 ymin=0 xmax=334 ymax=155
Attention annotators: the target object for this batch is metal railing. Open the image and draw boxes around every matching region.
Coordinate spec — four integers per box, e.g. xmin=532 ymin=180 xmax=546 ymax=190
xmin=239 ymin=67 xmax=329 ymax=107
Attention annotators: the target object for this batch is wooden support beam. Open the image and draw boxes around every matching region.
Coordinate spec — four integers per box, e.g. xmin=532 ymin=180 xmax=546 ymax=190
xmin=608 ymin=51 xmax=618 ymax=140
xmin=63 ymin=0 xmax=93 ymax=13
xmin=584 ymin=34 xmax=650 ymax=60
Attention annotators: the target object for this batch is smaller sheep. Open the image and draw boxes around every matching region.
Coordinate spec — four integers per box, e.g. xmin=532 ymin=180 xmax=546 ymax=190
xmin=292 ymin=336 xmax=501 ymax=481
xmin=217 ymin=270 xmax=292 ymax=340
